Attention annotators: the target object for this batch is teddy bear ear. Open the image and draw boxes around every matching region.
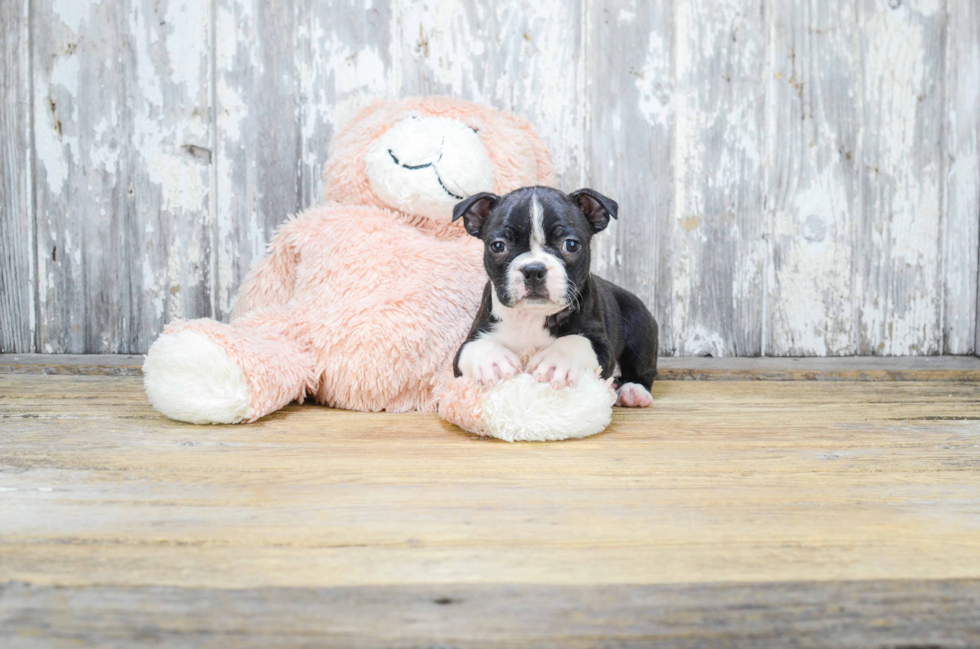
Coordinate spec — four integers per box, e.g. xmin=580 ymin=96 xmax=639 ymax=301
xmin=452 ymin=192 xmax=499 ymax=237
xmin=569 ymin=188 xmax=619 ymax=234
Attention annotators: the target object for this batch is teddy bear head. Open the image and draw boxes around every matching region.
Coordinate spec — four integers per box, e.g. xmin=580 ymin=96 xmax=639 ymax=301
xmin=322 ymin=96 xmax=556 ymax=225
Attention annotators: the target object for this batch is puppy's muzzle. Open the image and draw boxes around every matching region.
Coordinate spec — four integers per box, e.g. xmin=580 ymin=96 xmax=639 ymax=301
xmin=520 ymin=262 xmax=549 ymax=297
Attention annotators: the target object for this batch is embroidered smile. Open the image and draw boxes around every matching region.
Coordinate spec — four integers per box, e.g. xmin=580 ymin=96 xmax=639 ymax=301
xmin=388 ymin=146 xmax=464 ymax=200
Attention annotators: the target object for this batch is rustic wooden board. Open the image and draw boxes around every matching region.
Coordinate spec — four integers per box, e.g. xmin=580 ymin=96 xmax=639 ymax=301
xmin=658 ymin=353 xmax=980 ymax=381
xmin=768 ymin=0 xmax=860 ymax=356
xmin=587 ymin=1 xmax=675 ymax=356
xmin=0 ymin=0 xmax=33 ymax=354
xmin=1 ymin=374 xmax=980 ymax=643
xmin=856 ymin=0 xmax=945 ymax=355
xmin=6 ymin=353 xmax=980 ymax=381
xmin=3 ymin=580 xmax=979 ymax=648
xmin=213 ymin=0 xmax=393 ymax=319
xmin=670 ymin=0 xmax=768 ymax=357
xmin=0 ymin=354 xmax=144 ymax=376
xmin=394 ymin=0 xmax=585 ymax=190
xmin=2 ymin=375 xmax=980 ymax=588
xmin=30 ymin=0 xmax=213 ymax=354
xmin=945 ymin=0 xmax=980 ymax=354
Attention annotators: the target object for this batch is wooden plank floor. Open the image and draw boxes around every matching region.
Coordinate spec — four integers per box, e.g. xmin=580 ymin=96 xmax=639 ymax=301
xmin=1 ymin=362 xmax=980 ymax=646
xmin=4 ymin=353 xmax=980 ymax=380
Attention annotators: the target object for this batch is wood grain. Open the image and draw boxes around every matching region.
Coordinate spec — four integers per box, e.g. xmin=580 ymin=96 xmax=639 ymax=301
xmin=1 ymin=373 xmax=979 ymax=642
xmin=587 ymin=0 xmax=675 ymax=355
xmin=0 ymin=0 xmax=33 ymax=353
xmin=658 ymin=353 xmax=980 ymax=381
xmin=395 ymin=0 xmax=585 ymax=190
xmin=768 ymin=0 xmax=860 ymax=356
xmin=2 ymin=375 xmax=980 ymax=589
xmin=213 ymin=0 xmax=394 ymax=318
xmin=3 ymin=580 xmax=979 ymax=648
xmin=0 ymin=354 xmax=144 ymax=376
xmin=5 ymin=1 xmax=980 ymax=355
xmin=6 ymin=353 xmax=980 ymax=381
xmin=856 ymin=0 xmax=946 ymax=355
xmin=671 ymin=0 xmax=767 ymax=356
xmin=945 ymin=0 xmax=980 ymax=355
xmin=31 ymin=0 xmax=213 ymax=353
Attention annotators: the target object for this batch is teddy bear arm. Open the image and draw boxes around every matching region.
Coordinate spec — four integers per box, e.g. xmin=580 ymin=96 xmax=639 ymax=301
xmin=231 ymin=227 xmax=299 ymax=320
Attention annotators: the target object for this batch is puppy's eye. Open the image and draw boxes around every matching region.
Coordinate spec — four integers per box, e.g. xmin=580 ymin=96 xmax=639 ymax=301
xmin=490 ymin=240 xmax=507 ymax=254
xmin=562 ymin=239 xmax=581 ymax=253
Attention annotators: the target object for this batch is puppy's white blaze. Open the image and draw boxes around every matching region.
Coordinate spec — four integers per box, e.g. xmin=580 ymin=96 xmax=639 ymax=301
xmin=505 ymin=195 xmax=570 ymax=308
xmin=530 ymin=193 xmax=546 ymax=250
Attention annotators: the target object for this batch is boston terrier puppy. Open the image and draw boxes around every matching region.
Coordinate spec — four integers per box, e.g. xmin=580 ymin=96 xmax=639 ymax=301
xmin=451 ymin=186 xmax=658 ymax=407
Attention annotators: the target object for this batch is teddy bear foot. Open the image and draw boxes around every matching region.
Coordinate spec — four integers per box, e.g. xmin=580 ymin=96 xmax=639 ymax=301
xmin=143 ymin=329 xmax=254 ymax=424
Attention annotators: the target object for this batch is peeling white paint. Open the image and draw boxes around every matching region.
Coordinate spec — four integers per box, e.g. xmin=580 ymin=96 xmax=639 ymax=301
xmin=135 ymin=115 xmax=209 ymax=213
xmin=671 ymin=0 xmax=767 ymax=355
xmin=51 ymin=0 xmax=100 ymax=34
xmin=397 ymin=0 xmax=585 ymax=185
xmin=683 ymin=325 xmax=727 ymax=358
xmin=858 ymin=0 xmax=944 ymax=355
xmin=130 ymin=7 xmax=164 ymax=110
xmin=772 ymin=167 xmax=855 ymax=356
xmin=617 ymin=0 xmax=637 ymax=24
xmin=943 ymin=0 xmax=980 ymax=353
xmin=35 ymin=51 xmax=81 ymax=196
xmin=635 ymin=30 xmax=672 ymax=129
xmin=164 ymin=0 xmax=208 ymax=100
xmin=11 ymin=0 xmax=978 ymax=356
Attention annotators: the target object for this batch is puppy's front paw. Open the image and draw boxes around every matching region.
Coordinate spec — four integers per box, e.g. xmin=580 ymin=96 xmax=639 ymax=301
xmin=528 ymin=352 xmax=580 ymax=390
xmin=527 ymin=336 xmax=599 ymax=390
xmin=616 ymin=382 xmax=653 ymax=407
xmin=458 ymin=339 xmax=522 ymax=388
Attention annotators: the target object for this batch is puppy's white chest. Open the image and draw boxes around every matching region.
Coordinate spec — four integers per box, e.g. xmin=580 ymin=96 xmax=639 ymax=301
xmin=485 ymin=310 xmax=555 ymax=356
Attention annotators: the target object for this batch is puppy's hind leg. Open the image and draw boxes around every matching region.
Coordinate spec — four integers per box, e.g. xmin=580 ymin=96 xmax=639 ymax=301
xmin=614 ymin=291 xmax=658 ymax=408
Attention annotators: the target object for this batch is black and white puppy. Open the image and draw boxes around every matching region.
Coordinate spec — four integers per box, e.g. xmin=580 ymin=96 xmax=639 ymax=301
xmin=451 ymin=186 xmax=658 ymax=407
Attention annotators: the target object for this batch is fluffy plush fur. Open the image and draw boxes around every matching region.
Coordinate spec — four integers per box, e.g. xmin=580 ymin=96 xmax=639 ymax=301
xmin=439 ymin=373 xmax=617 ymax=442
xmin=143 ymin=96 xmax=556 ymax=424
xmin=143 ymin=329 xmax=253 ymax=424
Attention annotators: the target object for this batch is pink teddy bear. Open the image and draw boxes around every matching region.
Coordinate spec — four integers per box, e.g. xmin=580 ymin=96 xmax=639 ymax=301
xmin=143 ymin=96 xmax=557 ymax=425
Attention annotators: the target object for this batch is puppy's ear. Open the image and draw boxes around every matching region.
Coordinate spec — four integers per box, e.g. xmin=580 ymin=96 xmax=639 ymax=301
xmin=570 ymin=188 xmax=618 ymax=233
xmin=452 ymin=192 xmax=499 ymax=237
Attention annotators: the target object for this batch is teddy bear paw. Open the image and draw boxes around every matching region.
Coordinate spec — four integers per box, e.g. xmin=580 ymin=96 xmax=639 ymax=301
xmin=143 ymin=329 xmax=254 ymax=424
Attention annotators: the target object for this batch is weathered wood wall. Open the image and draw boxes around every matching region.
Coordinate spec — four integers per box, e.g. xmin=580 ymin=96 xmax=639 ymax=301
xmin=1 ymin=0 xmax=978 ymax=356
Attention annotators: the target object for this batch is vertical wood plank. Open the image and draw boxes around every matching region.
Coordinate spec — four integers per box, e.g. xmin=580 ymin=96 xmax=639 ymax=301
xmin=214 ymin=0 xmax=393 ymax=319
xmin=0 ymin=0 xmax=34 ymax=352
xmin=856 ymin=0 xmax=945 ymax=355
xmin=587 ymin=1 xmax=675 ymax=354
xmin=394 ymin=0 xmax=585 ymax=190
xmin=944 ymin=0 xmax=980 ymax=354
xmin=214 ymin=0 xmax=302 ymax=319
xmin=31 ymin=0 xmax=213 ymax=353
xmin=671 ymin=0 xmax=768 ymax=356
xmin=767 ymin=0 xmax=860 ymax=356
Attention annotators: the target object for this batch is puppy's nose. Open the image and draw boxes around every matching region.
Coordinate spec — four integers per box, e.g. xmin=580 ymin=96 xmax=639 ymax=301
xmin=521 ymin=263 xmax=547 ymax=286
